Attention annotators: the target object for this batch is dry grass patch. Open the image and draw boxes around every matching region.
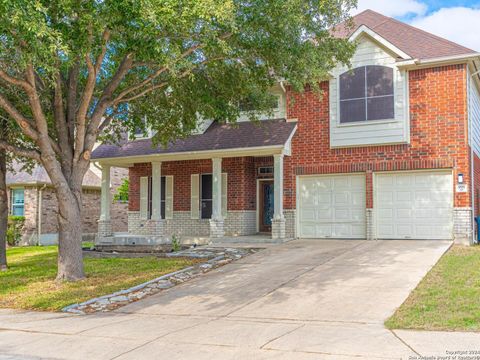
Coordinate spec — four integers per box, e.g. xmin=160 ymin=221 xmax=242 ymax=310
xmin=386 ymin=245 xmax=480 ymax=331
xmin=1 ymin=246 xmax=201 ymax=311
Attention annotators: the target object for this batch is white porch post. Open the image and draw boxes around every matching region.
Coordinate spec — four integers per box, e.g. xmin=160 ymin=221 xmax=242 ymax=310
xmin=151 ymin=162 xmax=162 ymax=221
xmin=210 ymin=157 xmax=225 ymax=238
xmin=149 ymin=161 xmax=165 ymax=237
xmin=272 ymin=154 xmax=286 ymax=240
xmin=98 ymin=164 xmax=112 ymax=240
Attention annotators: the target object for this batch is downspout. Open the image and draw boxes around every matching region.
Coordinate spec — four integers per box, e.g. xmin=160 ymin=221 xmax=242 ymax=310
xmin=37 ymin=184 xmax=47 ymax=245
xmin=468 ymin=69 xmax=477 ymax=244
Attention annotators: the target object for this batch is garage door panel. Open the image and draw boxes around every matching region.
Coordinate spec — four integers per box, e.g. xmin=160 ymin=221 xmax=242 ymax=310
xmin=351 ymin=209 xmax=365 ymax=221
xmin=318 ymin=209 xmax=333 ymax=221
xmin=298 ymin=174 xmax=366 ymax=239
xmin=335 ymin=209 xmax=350 ymax=220
xmin=351 ymin=192 xmax=365 ymax=206
xmin=333 ymin=192 xmax=349 ymax=206
xmin=377 ymin=191 xmax=393 ymax=204
xmin=316 ymin=224 xmax=334 ymax=237
xmin=376 ymin=171 xmax=453 ymax=240
xmin=396 ymin=208 xmax=412 ymax=219
xmin=300 ymin=208 xmax=316 ymax=222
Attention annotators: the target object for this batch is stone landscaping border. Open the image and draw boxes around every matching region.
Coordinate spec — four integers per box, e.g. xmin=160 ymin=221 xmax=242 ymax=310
xmin=62 ymin=247 xmax=259 ymax=314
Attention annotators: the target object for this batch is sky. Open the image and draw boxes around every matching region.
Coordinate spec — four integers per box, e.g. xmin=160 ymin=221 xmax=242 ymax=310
xmin=353 ymin=0 xmax=480 ymax=51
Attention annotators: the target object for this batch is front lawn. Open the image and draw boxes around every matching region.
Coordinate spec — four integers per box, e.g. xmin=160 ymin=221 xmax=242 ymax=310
xmin=386 ymin=245 xmax=480 ymax=331
xmin=0 ymin=246 xmax=200 ymax=311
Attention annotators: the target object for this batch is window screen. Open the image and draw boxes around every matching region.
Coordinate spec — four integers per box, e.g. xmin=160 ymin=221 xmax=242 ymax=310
xmin=200 ymin=174 xmax=212 ymax=219
xmin=340 ymin=66 xmax=394 ymax=123
xmin=11 ymin=188 xmax=24 ymax=216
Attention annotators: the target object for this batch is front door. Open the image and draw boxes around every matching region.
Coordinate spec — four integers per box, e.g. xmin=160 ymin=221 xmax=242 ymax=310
xmin=259 ymin=181 xmax=274 ymax=232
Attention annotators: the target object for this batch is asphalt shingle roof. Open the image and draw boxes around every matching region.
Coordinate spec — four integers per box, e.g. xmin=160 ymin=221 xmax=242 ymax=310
xmin=7 ymin=162 xmax=101 ymax=188
xmin=333 ymin=9 xmax=477 ymax=60
xmin=91 ymin=119 xmax=297 ymax=160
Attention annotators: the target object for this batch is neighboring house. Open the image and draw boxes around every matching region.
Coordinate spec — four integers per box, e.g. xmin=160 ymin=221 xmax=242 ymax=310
xmin=6 ymin=163 xmax=128 ymax=245
xmin=91 ymin=9 xmax=480 ymax=246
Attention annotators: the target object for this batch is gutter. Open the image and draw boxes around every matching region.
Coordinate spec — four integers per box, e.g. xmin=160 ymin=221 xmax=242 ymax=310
xmin=397 ymin=53 xmax=480 ymax=68
xmin=37 ymin=184 xmax=47 ymax=245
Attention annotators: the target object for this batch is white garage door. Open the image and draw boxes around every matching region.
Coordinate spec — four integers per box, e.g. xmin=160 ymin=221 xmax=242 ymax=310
xmin=375 ymin=171 xmax=453 ymax=240
xmin=298 ymin=174 xmax=366 ymax=239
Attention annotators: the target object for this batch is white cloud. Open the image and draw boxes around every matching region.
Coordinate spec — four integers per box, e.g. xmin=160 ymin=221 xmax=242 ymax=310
xmin=353 ymin=0 xmax=427 ymax=17
xmin=410 ymin=7 xmax=480 ymax=52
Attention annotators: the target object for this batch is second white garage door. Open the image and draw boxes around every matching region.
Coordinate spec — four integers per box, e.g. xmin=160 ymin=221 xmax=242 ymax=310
xmin=298 ymin=174 xmax=366 ymax=239
xmin=375 ymin=171 xmax=453 ymax=240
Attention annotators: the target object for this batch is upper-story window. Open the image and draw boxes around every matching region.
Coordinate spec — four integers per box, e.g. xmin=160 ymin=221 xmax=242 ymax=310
xmin=339 ymin=65 xmax=394 ymax=124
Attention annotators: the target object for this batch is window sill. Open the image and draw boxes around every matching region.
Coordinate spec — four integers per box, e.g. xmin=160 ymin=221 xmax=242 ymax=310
xmin=336 ymin=119 xmax=398 ymax=128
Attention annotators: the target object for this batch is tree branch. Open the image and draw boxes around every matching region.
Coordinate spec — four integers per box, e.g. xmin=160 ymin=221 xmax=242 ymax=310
xmin=53 ymin=70 xmax=73 ymax=177
xmin=0 ymin=140 xmax=40 ymax=161
xmin=0 ymin=69 xmax=32 ymax=90
xmin=95 ymin=29 xmax=110 ymax=74
xmin=0 ymin=92 xmax=39 ymax=141
xmin=112 ymin=33 xmax=231 ymax=105
xmin=73 ymin=55 xmax=96 ymax=163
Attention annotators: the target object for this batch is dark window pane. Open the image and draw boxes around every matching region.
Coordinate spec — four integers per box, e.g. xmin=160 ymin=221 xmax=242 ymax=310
xmin=367 ymin=96 xmax=394 ymax=121
xmin=201 ymin=200 xmax=212 ymax=219
xmin=161 ymin=176 xmax=166 ymax=219
xmin=340 ymin=99 xmax=366 ymax=123
xmin=201 ymin=174 xmax=212 ymax=200
xmin=161 ymin=201 xmax=166 ymax=219
xmin=367 ymin=66 xmax=393 ymax=97
xmin=340 ymin=67 xmax=366 ymax=100
xmin=161 ymin=177 xmax=166 ymax=201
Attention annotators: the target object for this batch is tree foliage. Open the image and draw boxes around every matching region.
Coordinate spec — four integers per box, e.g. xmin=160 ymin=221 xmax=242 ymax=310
xmin=0 ymin=0 xmax=356 ymax=280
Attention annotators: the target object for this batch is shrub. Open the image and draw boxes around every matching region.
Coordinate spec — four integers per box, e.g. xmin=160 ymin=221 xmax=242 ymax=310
xmin=7 ymin=215 xmax=25 ymax=246
xmin=113 ymin=179 xmax=129 ymax=203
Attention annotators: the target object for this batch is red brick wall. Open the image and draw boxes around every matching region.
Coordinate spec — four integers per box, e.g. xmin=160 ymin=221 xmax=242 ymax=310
xmin=129 ymin=157 xmax=257 ymax=212
xmin=284 ymin=64 xmax=470 ymax=209
xmin=128 ymin=64 xmax=470 ymax=213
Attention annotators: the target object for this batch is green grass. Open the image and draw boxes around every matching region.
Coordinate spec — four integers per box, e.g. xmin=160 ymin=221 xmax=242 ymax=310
xmin=0 ymin=246 xmax=200 ymax=311
xmin=386 ymin=245 xmax=480 ymax=331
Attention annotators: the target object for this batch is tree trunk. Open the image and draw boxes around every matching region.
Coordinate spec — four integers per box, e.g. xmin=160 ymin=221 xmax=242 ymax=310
xmin=0 ymin=149 xmax=7 ymax=271
xmin=55 ymin=187 xmax=84 ymax=281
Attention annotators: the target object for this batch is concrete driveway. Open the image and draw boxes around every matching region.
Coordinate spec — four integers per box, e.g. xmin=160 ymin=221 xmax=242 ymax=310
xmin=1 ymin=239 xmax=478 ymax=360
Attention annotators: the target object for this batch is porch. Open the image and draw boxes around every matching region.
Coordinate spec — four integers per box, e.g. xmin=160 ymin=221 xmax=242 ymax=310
xmin=91 ymin=120 xmax=298 ymax=247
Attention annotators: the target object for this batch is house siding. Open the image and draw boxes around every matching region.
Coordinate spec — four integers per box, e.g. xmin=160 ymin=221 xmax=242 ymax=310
xmin=329 ymin=37 xmax=409 ymax=147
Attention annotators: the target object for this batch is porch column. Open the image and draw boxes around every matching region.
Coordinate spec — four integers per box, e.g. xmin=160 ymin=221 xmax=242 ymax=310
xmin=151 ymin=162 xmax=162 ymax=221
xmin=149 ymin=161 xmax=165 ymax=237
xmin=272 ymin=154 xmax=286 ymax=240
xmin=210 ymin=157 xmax=225 ymax=238
xmin=98 ymin=164 xmax=112 ymax=240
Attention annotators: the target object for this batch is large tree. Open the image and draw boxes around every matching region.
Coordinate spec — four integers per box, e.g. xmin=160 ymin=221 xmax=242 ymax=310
xmin=0 ymin=0 xmax=356 ymax=281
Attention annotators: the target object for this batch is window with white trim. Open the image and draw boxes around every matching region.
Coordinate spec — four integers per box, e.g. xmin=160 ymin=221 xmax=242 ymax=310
xmin=339 ymin=65 xmax=394 ymax=123
xmin=11 ymin=188 xmax=25 ymax=216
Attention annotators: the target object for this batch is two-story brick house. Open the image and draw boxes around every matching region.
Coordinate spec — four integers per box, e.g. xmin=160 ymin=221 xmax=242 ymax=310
xmin=91 ymin=10 xmax=480 ymax=246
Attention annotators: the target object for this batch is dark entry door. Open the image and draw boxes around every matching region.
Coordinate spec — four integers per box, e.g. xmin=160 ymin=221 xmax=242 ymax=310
xmin=259 ymin=181 xmax=274 ymax=232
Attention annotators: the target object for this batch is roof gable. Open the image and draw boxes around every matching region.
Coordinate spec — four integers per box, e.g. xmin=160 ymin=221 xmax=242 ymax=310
xmin=333 ymin=9 xmax=476 ymax=60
